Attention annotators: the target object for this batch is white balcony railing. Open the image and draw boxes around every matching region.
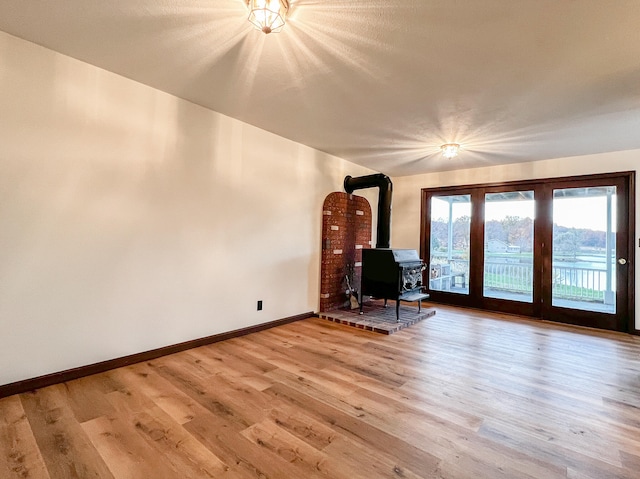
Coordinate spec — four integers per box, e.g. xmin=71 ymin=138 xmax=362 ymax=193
xmin=429 ymin=258 xmax=613 ymax=304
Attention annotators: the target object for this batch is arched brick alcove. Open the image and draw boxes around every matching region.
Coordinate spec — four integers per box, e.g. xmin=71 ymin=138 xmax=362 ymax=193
xmin=319 ymin=192 xmax=372 ymax=312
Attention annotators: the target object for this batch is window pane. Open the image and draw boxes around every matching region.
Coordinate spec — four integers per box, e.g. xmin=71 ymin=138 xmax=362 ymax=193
xmin=552 ymin=187 xmax=616 ymax=313
xmin=429 ymin=195 xmax=470 ymax=294
xmin=483 ymin=191 xmax=534 ymax=302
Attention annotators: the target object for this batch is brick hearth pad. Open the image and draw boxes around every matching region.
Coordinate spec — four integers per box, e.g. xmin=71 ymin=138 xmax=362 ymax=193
xmin=318 ymin=300 xmax=436 ymax=334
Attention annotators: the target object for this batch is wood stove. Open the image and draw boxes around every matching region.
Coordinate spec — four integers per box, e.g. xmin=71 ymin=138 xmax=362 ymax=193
xmin=360 ymin=248 xmax=429 ymax=320
xmin=343 ymin=174 xmax=429 ymax=321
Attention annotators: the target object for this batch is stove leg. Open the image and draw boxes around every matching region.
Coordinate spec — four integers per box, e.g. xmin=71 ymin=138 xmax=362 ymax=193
xmin=396 ymin=300 xmax=400 ymax=321
xmin=418 ymin=300 xmax=422 ymax=313
xmin=359 ymin=292 xmax=364 ymax=315
xmin=384 ymin=298 xmax=388 ymax=308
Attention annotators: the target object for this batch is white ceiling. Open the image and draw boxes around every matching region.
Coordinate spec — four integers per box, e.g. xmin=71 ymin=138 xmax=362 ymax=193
xmin=1 ymin=0 xmax=639 ymax=176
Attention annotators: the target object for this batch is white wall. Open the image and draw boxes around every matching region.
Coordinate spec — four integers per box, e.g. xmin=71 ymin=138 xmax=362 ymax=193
xmin=391 ymin=150 xmax=640 ymax=330
xmin=0 ymin=32 xmax=378 ymax=386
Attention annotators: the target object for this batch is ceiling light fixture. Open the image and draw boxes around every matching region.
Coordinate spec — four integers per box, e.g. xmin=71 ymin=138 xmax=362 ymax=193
xmin=441 ymin=143 xmax=460 ymax=159
xmin=246 ymin=0 xmax=290 ymax=34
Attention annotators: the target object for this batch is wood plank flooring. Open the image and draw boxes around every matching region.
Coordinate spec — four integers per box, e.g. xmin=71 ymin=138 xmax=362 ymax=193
xmin=1 ymin=305 xmax=640 ymax=478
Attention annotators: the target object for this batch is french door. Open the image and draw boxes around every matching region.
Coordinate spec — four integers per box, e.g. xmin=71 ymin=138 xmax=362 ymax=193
xmin=421 ymin=173 xmax=634 ymax=332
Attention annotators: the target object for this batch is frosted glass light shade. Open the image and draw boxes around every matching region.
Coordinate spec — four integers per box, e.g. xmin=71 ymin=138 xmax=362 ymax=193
xmin=247 ymin=0 xmax=290 ymax=34
xmin=441 ymin=143 xmax=460 ymax=158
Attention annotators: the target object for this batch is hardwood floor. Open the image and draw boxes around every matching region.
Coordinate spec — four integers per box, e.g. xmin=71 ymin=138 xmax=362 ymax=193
xmin=1 ymin=305 xmax=640 ymax=478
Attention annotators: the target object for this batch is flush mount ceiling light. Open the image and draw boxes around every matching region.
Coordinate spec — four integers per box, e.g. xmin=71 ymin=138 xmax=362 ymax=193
xmin=441 ymin=143 xmax=460 ymax=159
xmin=246 ymin=0 xmax=290 ymax=34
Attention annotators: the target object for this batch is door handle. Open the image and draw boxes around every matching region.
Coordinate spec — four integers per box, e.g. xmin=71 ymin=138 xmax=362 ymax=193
xmin=618 ymin=258 xmax=627 ymax=265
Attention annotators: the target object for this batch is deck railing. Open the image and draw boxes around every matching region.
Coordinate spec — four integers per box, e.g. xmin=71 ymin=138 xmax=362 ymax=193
xmin=484 ymin=262 xmax=532 ymax=294
xmin=551 ymin=265 xmax=608 ymax=302
xmin=430 ymin=258 xmax=611 ymax=303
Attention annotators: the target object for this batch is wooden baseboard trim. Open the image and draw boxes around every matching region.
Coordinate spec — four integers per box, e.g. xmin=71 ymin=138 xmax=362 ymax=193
xmin=0 ymin=311 xmax=314 ymax=400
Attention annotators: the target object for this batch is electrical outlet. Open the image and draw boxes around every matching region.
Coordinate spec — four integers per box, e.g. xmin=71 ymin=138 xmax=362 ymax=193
xmin=257 ymin=300 xmax=263 ymax=311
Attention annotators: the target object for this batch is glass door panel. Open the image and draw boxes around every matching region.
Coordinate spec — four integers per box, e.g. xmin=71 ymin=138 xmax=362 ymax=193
xmin=483 ymin=191 xmax=535 ymax=302
xmin=551 ymin=186 xmax=617 ymax=313
xmin=429 ymin=194 xmax=471 ymax=294
xmin=422 ymin=173 xmax=631 ymax=331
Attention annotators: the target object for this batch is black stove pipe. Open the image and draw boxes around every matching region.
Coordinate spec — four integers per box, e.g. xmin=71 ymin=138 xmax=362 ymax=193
xmin=343 ymin=174 xmax=392 ymax=249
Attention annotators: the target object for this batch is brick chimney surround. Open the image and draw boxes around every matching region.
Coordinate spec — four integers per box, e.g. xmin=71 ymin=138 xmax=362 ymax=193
xmin=319 ymin=192 xmax=372 ymax=312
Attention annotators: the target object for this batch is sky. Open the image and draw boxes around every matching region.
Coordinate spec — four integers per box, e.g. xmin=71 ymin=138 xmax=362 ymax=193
xmin=431 ymin=195 xmax=616 ymax=232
